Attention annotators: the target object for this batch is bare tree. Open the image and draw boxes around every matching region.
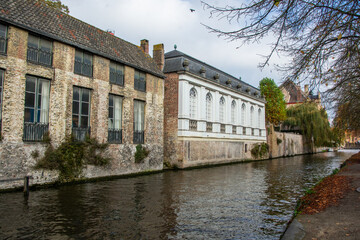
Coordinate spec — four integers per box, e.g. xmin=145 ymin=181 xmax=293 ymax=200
xmin=202 ymin=0 xmax=360 ymax=93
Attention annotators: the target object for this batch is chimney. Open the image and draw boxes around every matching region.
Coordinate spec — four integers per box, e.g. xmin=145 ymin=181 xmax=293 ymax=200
xmin=140 ymin=39 xmax=149 ymax=54
xmin=153 ymin=43 xmax=165 ymax=71
xmin=304 ymin=84 xmax=309 ymax=95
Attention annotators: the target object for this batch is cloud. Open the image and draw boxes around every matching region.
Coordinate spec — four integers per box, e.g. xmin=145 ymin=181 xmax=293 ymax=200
xmin=62 ymin=0 xmax=285 ymax=87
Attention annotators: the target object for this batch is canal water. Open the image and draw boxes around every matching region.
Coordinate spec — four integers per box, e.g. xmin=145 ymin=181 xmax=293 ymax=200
xmin=0 ymin=150 xmax=357 ymax=240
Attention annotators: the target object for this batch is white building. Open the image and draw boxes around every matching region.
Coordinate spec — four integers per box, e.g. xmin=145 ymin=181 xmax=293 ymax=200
xmin=163 ymin=50 xmax=266 ymax=168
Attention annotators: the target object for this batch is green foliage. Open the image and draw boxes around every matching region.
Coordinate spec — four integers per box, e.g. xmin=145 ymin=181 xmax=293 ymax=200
xmin=259 ymin=78 xmax=287 ymax=125
xmin=251 ymin=143 xmax=269 ymax=158
xmin=38 ymin=0 xmax=69 ymax=14
xmin=276 ymin=138 xmax=282 ymax=145
xmin=33 ymin=135 xmax=110 ymax=182
xmin=331 ymin=168 xmax=339 ymax=175
xmin=283 ymin=102 xmax=332 ymax=147
xmin=134 ymin=144 xmax=149 ymax=163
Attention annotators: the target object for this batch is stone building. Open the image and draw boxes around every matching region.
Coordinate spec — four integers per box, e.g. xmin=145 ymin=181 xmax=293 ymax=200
xmin=0 ymin=0 xmax=165 ymax=189
xmin=163 ymin=50 xmax=266 ymax=168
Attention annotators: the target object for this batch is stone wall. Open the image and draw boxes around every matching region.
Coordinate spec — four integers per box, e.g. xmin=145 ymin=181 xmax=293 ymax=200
xmin=267 ymin=125 xmax=312 ymax=158
xmin=0 ymin=26 xmax=164 ymax=190
xmin=175 ymin=138 xmax=265 ymax=168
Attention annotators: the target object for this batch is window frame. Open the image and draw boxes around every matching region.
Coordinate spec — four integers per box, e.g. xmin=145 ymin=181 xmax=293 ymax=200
xmin=219 ymin=96 xmax=225 ymax=123
xmin=72 ymin=86 xmax=91 ymax=140
xmin=74 ymin=49 xmax=93 ymax=77
xmin=108 ymin=94 xmax=123 ymax=143
xmin=27 ymin=34 xmax=53 ymax=67
xmin=134 ymin=70 xmax=146 ymax=92
xmin=23 ymin=75 xmax=51 ymax=142
xmin=133 ymin=100 xmax=145 ymax=144
xmin=189 ymin=87 xmax=197 ymax=119
xmin=206 ymin=92 xmax=212 ymax=121
xmin=0 ymin=69 xmax=4 ymax=137
xmin=231 ymin=100 xmax=236 ymax=124
xmin=109 ymin=61 xmax=124 ymax=86
xmin=0 ymin=23 xmax=7 ymax=55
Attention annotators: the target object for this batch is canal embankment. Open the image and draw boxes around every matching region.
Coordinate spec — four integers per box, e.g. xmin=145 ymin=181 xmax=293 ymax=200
xmin=281 ymin=152 xmax=360 ymax=240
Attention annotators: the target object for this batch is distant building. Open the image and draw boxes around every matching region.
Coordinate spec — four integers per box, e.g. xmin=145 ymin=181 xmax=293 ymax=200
xmin=162 ymin=50 xmax=266 ymax=168
xmin=280 ymin=80 xmax=321 ymax=108
xmin=0 ymin=0 xmax=165 ymax=189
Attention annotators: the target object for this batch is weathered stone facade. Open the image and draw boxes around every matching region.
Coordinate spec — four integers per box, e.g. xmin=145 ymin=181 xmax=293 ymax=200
xmin=0 ymin=22 xmax=164 ymax=189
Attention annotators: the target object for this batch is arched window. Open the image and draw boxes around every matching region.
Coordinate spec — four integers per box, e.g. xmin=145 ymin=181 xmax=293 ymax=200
xmin=206 ymin=92 xmax=212 ymax=121
xmin=258 ymin=108 xmax=262 ymax=128
xmin=241 ymin=103 xmax=246 ymax=125
xmin=231 ymin=100 xmax=236 ymax=124
xmin=219 ymin=96 xmax=225 ymax=122
xmin=189 ymin=87 xmax=197 ymax=119
xmin=250 ymin=106 xmax=254 ymax=126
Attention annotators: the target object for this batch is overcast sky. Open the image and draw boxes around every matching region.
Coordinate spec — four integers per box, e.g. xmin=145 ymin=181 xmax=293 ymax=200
xmin=62 ymin=0 xmax=285 ymax=88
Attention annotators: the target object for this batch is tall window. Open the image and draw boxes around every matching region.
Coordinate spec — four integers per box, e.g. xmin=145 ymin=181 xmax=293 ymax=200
xmin=250 ymin=106 xmax=254 ymax=127
xmin=23 ymin=76 xmax=50 ymax=141
xmin=134 ymin=70 xmax=146 ymax=92
xmin=0 ymin=69 xmax=4 ymax=135
xmin=189 ymin=88 xmax=197 ymax=119
xmin=110 ymin=61 xmax=124 ymax=86
xmin=258 ymin=108 xmax=262 ymax=128
xmin=219 ymin=96 xmax=225 ymax=123
xmin=74 ymin=49 xmax=93 ymax=77
xmin=241 ymin=103 xmax=246 ymax=125
xmin=134 ymin=100 xmax=145 ymax=144
xmin=0 ymin=23 xmax=7 ymax=54
xmin=231 ymin=100 xmax=236 ymax=124
xmin=27 ymin=35 xmax=52 ymax=66
xmin=108 ymin=95 xmax=123 ymax=143
xmin=206 ymin=92 xmax=212 ymax=121
xmin=72 ymin=87 xmax=91 ymax=140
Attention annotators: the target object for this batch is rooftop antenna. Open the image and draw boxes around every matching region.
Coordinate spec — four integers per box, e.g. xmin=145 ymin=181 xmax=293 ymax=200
xmin=174 ymin=44 xmax=177 ymax=50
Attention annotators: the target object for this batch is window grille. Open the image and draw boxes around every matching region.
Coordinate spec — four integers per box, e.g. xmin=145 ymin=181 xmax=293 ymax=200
xmin=108 ymin=94 xmax=123 ymax=143
xmin=72 ymin=87 xmax=91 ymax=141
xmin=110 ymin=62 xmax=124 ymax=86
xmin=134 ymin=70 xmax=146 ymax=92
xmin=0 ymin=24 xmax=7 ymax=54
xmin=23 ymin=76 xmax=50 ymax=141
xmin=134 ymin=100 xmax=145 ymax=144
xmin=220 ymin=124 xmax=225 ymax=133
xmin=27 ymin=35 xmax=52 ymax=66
xmin=232 ymin=126 xmax=236 ymax=134
xmin=74 ymin=49 xmax=93 ymax=77
xmin=206 ymin=122 xmax=212 ymax=132
xmin=189 ymin=88 xmax=197 ymax=119
xmin=190 ymin=120 xmax=197 ymax=131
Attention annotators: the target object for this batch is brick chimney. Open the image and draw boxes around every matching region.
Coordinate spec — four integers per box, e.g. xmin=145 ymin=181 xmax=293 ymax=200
xmin=153 ymin=44 xmax=164 ymax=71
xmin=140 ymin=39 xmax=149 ymax=54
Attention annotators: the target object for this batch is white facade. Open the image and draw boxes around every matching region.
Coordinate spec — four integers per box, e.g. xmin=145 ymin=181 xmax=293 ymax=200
xmin=177 ymin=73 xmax=266 ymax=140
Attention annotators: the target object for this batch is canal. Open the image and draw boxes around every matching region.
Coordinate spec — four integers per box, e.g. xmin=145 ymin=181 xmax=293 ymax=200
xmin=0 ymin=150 xmax=357 ymax=240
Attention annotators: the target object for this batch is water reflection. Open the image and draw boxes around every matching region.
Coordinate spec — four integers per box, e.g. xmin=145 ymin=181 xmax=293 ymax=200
xmin=0 ymin=150 xmax=357 ymax=239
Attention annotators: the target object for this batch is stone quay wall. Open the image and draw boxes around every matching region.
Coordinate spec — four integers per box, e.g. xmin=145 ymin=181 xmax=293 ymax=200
xmin=0 ymin=26 xmax=164 ymax=190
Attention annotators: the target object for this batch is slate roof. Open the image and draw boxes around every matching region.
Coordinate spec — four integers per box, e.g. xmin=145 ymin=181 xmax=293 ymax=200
xmin=164 ymin=50 xmax=264 ymax=101
xmin=0 ymin=0 xmax=164 ymax=78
